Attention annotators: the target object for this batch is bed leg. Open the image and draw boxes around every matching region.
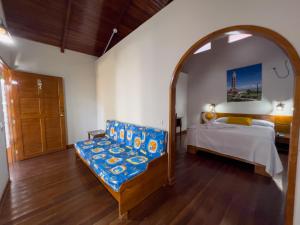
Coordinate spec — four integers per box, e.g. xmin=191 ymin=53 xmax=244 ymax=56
xmin=254 ymin=165 xmax=270 ymax=177
xmin=187 ymin=145 xmax=197 ymax=154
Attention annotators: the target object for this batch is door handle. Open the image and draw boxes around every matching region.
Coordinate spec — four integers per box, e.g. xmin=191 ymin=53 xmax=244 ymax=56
xmin=60 ymin=114 xmax=64 ymax=117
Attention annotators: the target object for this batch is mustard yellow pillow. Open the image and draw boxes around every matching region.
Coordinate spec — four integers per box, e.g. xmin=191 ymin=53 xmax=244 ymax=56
xmin=205 ymin=112 xmax=215 ymax=120
xmin=226 ymin=117 xmax=252 ymax=126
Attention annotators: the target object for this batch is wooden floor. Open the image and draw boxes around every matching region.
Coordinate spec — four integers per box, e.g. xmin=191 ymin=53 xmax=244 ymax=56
xmin=0 ymin=137 xmax=287 ymax=225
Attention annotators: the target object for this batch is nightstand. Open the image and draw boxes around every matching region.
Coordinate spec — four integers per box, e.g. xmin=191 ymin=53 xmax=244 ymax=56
xmin=88 ymin=129 xmax=106 ymax=139
xmin=276 ymin=132 xmax=290 ymax=144
xmin=276 ymin=132 xmax=290 ymax=152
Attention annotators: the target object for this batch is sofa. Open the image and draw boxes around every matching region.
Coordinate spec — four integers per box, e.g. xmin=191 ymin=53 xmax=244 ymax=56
xmin=74 ymin=120 xmax=168 ymax=219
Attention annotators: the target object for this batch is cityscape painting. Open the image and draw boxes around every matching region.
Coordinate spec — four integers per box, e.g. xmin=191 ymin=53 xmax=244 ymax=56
xmin=227 ymin=63 xmax=262 ymax=102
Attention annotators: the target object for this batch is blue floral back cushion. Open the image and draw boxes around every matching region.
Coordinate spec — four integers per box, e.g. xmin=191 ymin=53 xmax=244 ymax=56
xmin=106 ymin=121 xmax=167 ymax=158
xmin=106 ymin=120 xmax=115 ymax=139
xmin=113 ymin=121 xmax=126 ymax=144
xmin=131 ymin=127 xmax=146 ymax=152
xmin=124 ymin=123 xmax=140 ymax=148
xmin=140 ymin=128 xmax=167 ymax=159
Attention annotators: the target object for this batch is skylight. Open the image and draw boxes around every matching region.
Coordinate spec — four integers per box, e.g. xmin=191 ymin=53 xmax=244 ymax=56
xmin=228 ymin=34 xmax=252 ymax=43
xmin=194 ymin=42 xmax=211 ymax=54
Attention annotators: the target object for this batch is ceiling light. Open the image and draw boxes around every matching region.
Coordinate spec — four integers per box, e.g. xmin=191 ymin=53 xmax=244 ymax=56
xmin=194 ymin=42 xmax=211 ymax=54
xmin=0 ymin=19 xmax=13 ymax=45
xmin=228 ymin=34 xmax=252 ymax=43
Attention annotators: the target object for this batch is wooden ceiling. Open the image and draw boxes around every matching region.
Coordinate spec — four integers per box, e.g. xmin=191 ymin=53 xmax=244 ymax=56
xmin=2 ymin=0 xmax=172 ymax=56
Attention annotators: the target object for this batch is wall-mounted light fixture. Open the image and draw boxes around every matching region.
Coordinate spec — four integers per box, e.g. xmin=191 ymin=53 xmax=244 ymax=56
xmin=276 ymin=102 xmax=285 ymax=111
xmin=208 ymin=103 xmax=216 ymax=112
xmin=0 ymin=18 xmax=13 ymax=45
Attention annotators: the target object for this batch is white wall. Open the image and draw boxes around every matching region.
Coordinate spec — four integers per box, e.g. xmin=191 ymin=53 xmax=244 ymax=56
xmin=176 ymin=72 xmax=188 ymax=131
xmin=184 ymin=36 xmax=294 ymax=126
xmin=0 ymin=37 xmax=98 ymax=144
xmin=95 ymin=0 xmax=300 ymax=131
xmin=95 ymin=0 xmax=300 ymax=224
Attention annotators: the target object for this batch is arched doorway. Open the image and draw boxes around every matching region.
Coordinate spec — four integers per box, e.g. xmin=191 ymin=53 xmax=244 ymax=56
xmin=168 ymin=25 xmax=300 ymax=225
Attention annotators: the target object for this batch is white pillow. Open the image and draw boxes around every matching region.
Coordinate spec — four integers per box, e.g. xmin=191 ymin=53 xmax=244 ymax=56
xmin=215 ymin=117 xmax=228 ymax=123
xmin=252 ymin=119 xmax=274 ymax=128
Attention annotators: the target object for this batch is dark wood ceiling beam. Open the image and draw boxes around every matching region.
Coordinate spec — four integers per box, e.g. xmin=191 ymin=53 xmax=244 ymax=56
xmin=60 ymin=0 xmax=73 ymax=53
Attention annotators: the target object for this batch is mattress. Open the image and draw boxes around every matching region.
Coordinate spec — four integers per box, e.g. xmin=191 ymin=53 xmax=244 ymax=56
xmin=186 ymin=122 xmax=283 ymax=176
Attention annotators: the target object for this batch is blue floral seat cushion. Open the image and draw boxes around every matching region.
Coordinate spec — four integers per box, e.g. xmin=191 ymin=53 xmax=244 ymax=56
xmin=75 ymin=137 xmax=148 ymax=192
xmin=75 ymin=136 xmax=113 ymax=162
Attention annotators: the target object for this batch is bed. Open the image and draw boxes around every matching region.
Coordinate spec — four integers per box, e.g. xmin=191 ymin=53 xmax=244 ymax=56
xmin=186 ymin=113 xmax=286 ymax=177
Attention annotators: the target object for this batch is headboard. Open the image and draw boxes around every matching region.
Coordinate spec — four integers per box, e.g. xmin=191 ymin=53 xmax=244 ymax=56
xmin=201 ymin=112 xmax=292 ymax=134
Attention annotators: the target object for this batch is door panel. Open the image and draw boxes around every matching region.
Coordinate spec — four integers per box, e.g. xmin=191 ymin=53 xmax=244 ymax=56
xmin=44 ymin=118 xmax=63 ymax=152
xmin=21 ymin=118 xmax=43 ymax=157
xmin=15 ymin=73 xmax=39 ymax=98
xmin=12 ymin=71 xmax=66 ymax=160
xmin=43 ymin=98 xmax=59 ymax=116
xmin=41 ymin=77 xmax=59 ymax=98
xmin=19 ymin=98 xmax=41 ymax=117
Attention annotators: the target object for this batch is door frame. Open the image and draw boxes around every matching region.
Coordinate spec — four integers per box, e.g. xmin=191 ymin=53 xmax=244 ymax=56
xmin=168 ymin=25 xmax=300 ymax=225
xmin=0 ymin=60 xmax=16 ymax=164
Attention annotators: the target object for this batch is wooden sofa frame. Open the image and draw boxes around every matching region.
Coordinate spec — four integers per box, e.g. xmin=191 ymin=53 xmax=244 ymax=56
xmin=75 ymin=150 xmax=168 ymax=219
xmin=187 ymin=145 xmax=270 ymax=177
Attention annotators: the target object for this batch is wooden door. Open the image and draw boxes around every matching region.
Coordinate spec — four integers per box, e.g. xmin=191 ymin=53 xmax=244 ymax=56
xmin=41 ymin=76 xmax=66 ymax=153
xmin=12 ymin=71 xmax=66 ymax=160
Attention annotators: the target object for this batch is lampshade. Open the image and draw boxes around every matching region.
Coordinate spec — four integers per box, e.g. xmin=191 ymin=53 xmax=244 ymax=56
xmin=0 ymin=19 xmax=13 ymax=44
xmin=208 ymin=103 xmax=216 ymax=112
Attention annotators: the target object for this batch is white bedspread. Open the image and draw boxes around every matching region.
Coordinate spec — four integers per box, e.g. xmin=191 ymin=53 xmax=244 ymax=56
xmin=186 ymin=122 xmax=283 ymax=176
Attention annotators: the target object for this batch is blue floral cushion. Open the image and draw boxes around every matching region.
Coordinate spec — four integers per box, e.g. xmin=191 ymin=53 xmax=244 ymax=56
xmin=75 ymin=136 xmax=114 ymax=163
xmin=114 ymin=121 xmax=126 ymax=144
xmin=142 ymin=128 xmax=167 ymax=159
xmin=132 ymin=126 xmax=146 ymax=152
xmin=124 ymin=123 xmax=136 ymax=148
xmin=106 ymin=120 xmax=115 ymax=139
xmin=75 ymin=138 xmax=148 ymax=192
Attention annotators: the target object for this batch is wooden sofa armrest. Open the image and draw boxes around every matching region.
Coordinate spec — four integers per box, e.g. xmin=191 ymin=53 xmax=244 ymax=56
xmin=118 ymin=154 xmax=168 ymax=218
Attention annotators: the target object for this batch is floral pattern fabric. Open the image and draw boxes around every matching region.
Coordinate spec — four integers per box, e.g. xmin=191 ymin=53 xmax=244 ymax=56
xmin=75 ymin=120 xmax=167 ymax=192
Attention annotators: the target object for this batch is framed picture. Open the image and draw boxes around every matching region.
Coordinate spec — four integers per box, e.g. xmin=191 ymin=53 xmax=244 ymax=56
xmin=227 ymin=63 xmax=262 ymax=102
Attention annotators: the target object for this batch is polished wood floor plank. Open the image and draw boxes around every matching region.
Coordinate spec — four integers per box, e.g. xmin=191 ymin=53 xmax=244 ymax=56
xmin=0 ymin=136 xmax=287 ymax=225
